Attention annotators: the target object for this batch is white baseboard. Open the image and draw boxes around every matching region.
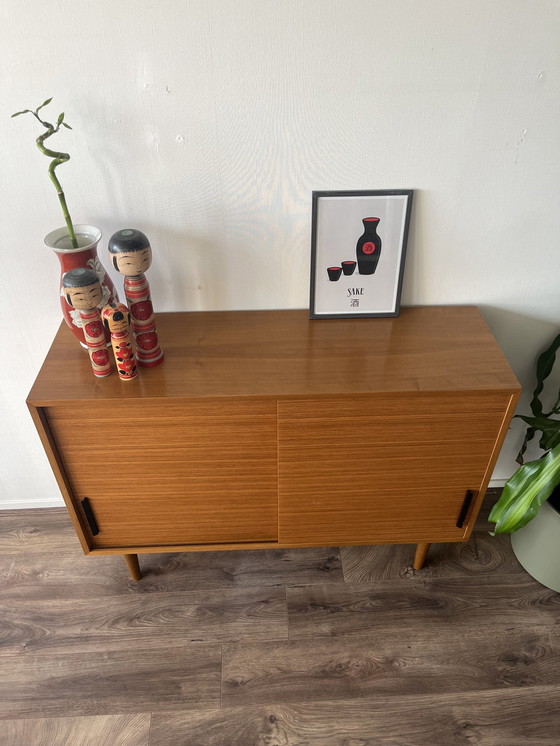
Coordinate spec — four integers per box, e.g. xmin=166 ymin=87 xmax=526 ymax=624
xmin=488 ymin=478 xmax=506 ymax=488
xmin=0 ymin=498 xmax=65 ymax=510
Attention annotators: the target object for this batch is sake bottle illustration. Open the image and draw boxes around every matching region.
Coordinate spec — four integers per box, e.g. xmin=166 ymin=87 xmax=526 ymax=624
xmin=356 ymin=217 xmax=382 ymax=275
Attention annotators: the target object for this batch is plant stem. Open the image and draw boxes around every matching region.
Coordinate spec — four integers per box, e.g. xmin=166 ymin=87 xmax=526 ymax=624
xmin=47 ymin=159 xmax=78 ymax=247
xmin=35 ymin=119 xmax=78 ymax=248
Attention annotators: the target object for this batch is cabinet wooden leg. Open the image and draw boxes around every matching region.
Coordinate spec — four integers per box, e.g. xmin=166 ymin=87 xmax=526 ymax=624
xmin=414 ymin=543 xmax=431 ymax=570
xmin=124 ymin=553 xmax=142 ymax=581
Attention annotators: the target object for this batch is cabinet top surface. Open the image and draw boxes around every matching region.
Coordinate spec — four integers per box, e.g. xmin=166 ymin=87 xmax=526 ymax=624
xmin=27 ymin=306 xmax=520 ymax=405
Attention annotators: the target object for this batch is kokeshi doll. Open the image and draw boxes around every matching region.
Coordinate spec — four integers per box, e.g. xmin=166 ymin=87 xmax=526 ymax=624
xmin=108 ymin=229 xmax=164 ymax=367
xmin=61 ymin=268 xmax=112 ymax=378
xmin=101 ymin=303 xmax=138 ymax=381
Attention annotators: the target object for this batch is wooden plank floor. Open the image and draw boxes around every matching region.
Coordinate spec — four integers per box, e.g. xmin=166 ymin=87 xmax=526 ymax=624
xmin=1 ymin=491 xmax=559 ymax=745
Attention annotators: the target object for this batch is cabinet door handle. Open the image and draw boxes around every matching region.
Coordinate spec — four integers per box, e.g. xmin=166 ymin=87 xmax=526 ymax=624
xmin=81 ymin=497 xmax=100 ymax=536
xmin=456 ymin=490 xmax=476 ymax=528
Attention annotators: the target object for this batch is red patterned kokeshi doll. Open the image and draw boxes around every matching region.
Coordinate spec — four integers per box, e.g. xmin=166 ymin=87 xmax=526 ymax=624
xmin=108 ymin=229 xmax=164 ymax=367
xmin=101 ymin=303 xmax=138 ymax=381
xmin=61 ymin=268 xmax=112 ymax=378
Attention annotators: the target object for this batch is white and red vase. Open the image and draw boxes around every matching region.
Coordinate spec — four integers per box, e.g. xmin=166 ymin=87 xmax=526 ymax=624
xmin=44 ymin=224 xmax=119 ymax=347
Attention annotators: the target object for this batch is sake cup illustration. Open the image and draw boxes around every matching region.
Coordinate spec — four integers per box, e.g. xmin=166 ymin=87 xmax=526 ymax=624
xmin=342 ymin=261 xmax=356 ymax=276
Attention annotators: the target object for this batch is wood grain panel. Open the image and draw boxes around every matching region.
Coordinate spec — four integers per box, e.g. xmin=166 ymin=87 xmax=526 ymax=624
xmin=27 ymin=308 xmax=520 ymax=406
xmin=222 ymin=626 xmax=556 ymax=707
xmin=286 ymin=577 xmax=560 ymax=639
xmin=129 ymin=547 xmax=342 ymax=593
xmin=26 ymin=307 xmax=520 ymax=567
xmin=150 ymin=687 xmax=560 ymax=746
xmin=0 ymin=508 xmax=76 ymax=553
xmin=0 ymin=545 xmax=341 ymax=600
xmin=4 ymin=714 xmax=150 ymax=746
xmin=2 ymin=502 xmax=560 ymax=739
xmin=46 ymin=400 xmax=278 ymax=547
xmin=0 ymin=646 xmax=221 ymax=719
xmin=278 ymin=393 xmax=509 ymax=545
xmin=27 ymin=406 xmax=93 ymax=553
xmin=341 ymin=529 xmax=525 ymax=583
xmin=0 ymin=586 xmax=288 ymax=656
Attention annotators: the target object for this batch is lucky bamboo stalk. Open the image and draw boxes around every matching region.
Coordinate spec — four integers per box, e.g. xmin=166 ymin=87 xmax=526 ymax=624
xmin=12 ymin=98 xmax=78 ymax=248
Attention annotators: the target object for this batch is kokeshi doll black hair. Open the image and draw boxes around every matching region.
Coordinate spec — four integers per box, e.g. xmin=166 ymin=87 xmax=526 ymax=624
xmin=61 ymin=268 xmax=112 ymax=377
xmin=108 ymin=229 xmax=164 ymax=367
xmin=101 ymin=302 xmax=138 ymax=381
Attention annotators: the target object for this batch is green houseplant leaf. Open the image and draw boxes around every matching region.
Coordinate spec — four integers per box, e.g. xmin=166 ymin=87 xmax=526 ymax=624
xmin=516 ymin=414 xmax=560 ymax=451
xmin=532 ymin=331 xmax=560 ymax=413
xmin=489 ymin=443 xmax=560 ymax=534
xmin=490 ymin=330 xmax=560 ymax=534
xmin=517 ymin=331 xmax=560 ymax=463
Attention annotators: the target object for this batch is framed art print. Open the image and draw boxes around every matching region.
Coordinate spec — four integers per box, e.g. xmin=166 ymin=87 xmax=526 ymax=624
xmin=309 ymin=190 xmax=413 ymax=318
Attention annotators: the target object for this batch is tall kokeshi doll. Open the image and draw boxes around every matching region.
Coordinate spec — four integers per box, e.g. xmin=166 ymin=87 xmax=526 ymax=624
xmin=101 ymin=303 xmax=138 ymax=381
xmin=108 ymin=229 xmax=164 ymax=367
xmin=62 ymin=268 xmax=112 ymax=378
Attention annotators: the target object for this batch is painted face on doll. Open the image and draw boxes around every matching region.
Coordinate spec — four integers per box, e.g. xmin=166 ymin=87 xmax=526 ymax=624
xmin=114 ymin=247 xmax=152 ymax=277
xmin=65 ymin=281 xmax=103 ymax=310
xmin=106 ymin=311 xmax=129 ymax=334
xmin=102 ymin=304 xmax=131 ymax=335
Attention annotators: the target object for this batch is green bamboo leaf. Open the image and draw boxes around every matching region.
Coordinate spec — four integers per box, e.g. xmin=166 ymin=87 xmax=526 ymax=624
xmin=37 ymin=97 xmax=53 ymax=111
xmin=489 ymin=443 xmax=560 ymax=533
xmin=11 ymin=109 xmax=31 ymax=117
xmin=62 ymin=122 xmax=72 ymax=129
xmin=57 ymin=112 xmax=65 ymax=125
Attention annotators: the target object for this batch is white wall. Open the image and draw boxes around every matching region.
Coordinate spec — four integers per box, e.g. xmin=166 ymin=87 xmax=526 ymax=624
xmin=1 ymin=0 xmax=559 ymax=508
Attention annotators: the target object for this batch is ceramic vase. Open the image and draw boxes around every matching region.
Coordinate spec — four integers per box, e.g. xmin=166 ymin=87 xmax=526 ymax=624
xmin=44 ymin=225 xmax=119 ymax=347
xmin=511 ymin=498 xmax=560 ymax=592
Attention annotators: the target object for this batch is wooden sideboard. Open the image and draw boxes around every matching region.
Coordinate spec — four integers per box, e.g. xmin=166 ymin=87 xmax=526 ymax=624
xmin=27 ymin=307 xmax=521 ymax=580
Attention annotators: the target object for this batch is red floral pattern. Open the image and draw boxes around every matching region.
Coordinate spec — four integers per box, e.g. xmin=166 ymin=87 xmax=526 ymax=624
xmin=85 ymin=320 xmax=103 ymax=340
xmin=137 ymin=332 xmax=158 ymax=350
xmin=92 ymin=349 xmax=110 ymax=366
xmin=131 ymin=300 xmax=153 ymax=321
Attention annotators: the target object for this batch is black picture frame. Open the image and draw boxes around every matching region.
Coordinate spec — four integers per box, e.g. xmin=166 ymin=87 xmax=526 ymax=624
xmin=309 ymin=189 xmax=413 ymax=319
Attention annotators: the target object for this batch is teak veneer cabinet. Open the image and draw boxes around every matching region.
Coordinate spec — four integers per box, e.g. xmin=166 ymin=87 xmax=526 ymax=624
xmin=27 ymin=307 xmax=521 ymax=581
